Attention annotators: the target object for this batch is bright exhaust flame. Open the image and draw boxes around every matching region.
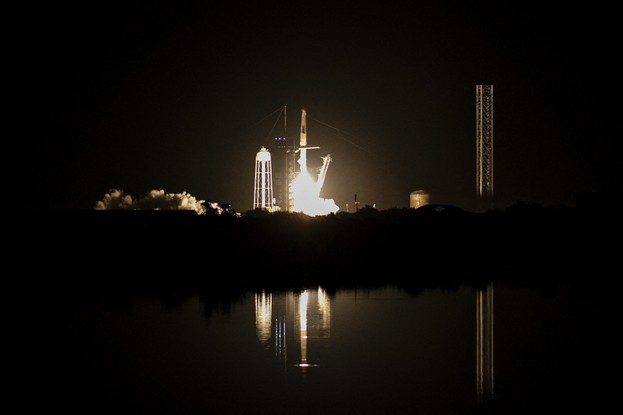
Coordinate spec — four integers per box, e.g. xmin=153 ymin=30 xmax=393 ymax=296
xmin=289 ymin=108 xmax=339 ymax=216
xmin=290 ymin=155 xmax=339 ymax=217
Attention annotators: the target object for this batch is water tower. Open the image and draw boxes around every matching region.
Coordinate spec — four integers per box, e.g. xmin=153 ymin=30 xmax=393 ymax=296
xmin=253 ymin=147 xmax=274 ymax=211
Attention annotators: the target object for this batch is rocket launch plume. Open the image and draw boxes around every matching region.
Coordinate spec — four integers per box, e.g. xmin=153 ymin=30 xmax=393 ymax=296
xmin=290 ymin=109 xmax=339 ymax=217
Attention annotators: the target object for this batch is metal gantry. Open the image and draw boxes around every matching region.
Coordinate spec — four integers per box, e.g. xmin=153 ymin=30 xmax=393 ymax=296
xmin=476 ymin=85 xmax=494 ymax=211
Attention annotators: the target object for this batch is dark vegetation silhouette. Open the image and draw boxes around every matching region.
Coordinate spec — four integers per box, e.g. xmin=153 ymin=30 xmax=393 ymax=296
xmin=27 ymin=191 xmax=617 ymax=316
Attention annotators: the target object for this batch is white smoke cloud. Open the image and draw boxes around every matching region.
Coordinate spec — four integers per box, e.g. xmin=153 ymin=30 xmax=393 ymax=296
xmin=94 ymin=189 xmax=134 ymax=210
xmin=94 ymin=189 xmax=206 ymax=215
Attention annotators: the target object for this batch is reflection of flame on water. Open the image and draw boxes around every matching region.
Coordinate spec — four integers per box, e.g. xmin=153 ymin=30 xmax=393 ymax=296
xmin=254 ymin=287 xmax=331 ymax=370
xmin=255 ymin=291 xmax=272 ymax=344
xmin=298 ymin=290 xmax=309 ymax=368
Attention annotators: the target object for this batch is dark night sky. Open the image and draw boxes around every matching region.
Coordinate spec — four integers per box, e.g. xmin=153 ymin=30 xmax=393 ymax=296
xmin=22 ymin=1 xmax=620 ymax=212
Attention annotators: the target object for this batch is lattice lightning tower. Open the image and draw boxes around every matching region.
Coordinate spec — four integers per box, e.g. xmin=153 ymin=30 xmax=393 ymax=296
xmin=476 ymin=85 xmax=494 ymax=211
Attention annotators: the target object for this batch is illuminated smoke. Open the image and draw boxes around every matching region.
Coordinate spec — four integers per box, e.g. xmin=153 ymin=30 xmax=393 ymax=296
xmin=93 ymin=189 xmax=134 ymax=210
xmin=289 ymin=109 xmax=339 ymax=217
xmin=94 ymin=189 xmax=206 ymax=215
xmin=135 ymin=189 xmax=205 ymax=214
xmin=290 ymin=156 xmax=339 ymax=217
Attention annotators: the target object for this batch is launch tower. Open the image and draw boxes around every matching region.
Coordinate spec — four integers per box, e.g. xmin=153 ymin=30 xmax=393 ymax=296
xmin=274 ymin=106 xmax=297 ymax=212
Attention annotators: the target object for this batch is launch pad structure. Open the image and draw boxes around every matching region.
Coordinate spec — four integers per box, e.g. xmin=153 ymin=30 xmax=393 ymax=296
xmin=259 ymin=87 xmax=493 ymax=213
xmin=273 ymin=106 xmax=297 ymax=212
xmin=272 ymin=107 xmax=331 ymax=213
xmin=253 ymin=107 xmax=332 ymax=213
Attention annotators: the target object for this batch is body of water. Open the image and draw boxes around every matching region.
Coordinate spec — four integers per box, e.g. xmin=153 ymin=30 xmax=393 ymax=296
xmin=28 ymin=282 xmax=610 ymax=414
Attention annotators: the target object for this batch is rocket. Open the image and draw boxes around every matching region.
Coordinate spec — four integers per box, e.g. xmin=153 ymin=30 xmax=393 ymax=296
xmin=298 ymin=108 xmax=308 ymax=174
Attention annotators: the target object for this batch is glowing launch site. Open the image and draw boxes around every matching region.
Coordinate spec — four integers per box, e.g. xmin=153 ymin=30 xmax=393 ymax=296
xmin=253 ymin=108 xmax=339 ymax=216
xmin=93 ymin=86 xmax=496 ymax=216
xmin=254 ymin=85 xmax=494 ymax=216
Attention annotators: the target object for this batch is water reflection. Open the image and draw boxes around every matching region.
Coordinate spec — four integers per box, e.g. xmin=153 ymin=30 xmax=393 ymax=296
xmin=255 ymin=291 xmax=272 ymax=343
xmin=258 ymin=285 xmax=496 ymax=403
xmin=299 ymin=290 xmax=309 ymax=368
xmin=254 ymin=287 xmax=331 ymax=372
xmin=476 ymin=283 xmax=494 ymax=403
xmin=40 ymin=282 xmax=605 ymax=414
